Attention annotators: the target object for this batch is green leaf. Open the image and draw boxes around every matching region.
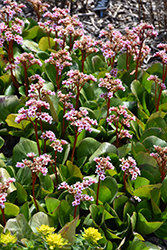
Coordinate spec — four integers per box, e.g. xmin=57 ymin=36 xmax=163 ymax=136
xmin=45 ymin=63 xmax=57 ymax=86
xmin=123 ymin=201 xmax=135 ymax=220
xmin=5 ymin=214 xmax=32 ymax=240
xmin=16 ymin=182 xmax=28 ymax=205
xmin=39 ymin=173 xmax=54 ymax=193
xmin=89 ymin=142 xmax=117 ymax=163
xmin=20 ymin=202 xmax=30 ymax=222
xmin=134 ymin=177 xmax=150 ymax=189
xmin=127 ymin=237 xmax=149 ymax=250
xmin=100 ymin=176 xmax=118 ymax=204
xmin=45 ymin=197 xmax=60 ymax=214
xmin=6 ymin=114 xmax=30 ymax=129
xmin=22 ymin=25 xmax=40 ymax=39
xmin=0 ymin=95 xmax=20 ymax=123
xmin=136 ymin=212 xmax=164 ymax=235
xmin=161 ymin=176 xmax=167 ymax=204
xmin=154 ymin=220 xmax=167 ymax=240
xmin=142 ymin=136 xmax=167 ymax=151
xmin=13 ymin=138 xmax=38 ymax=167
xmin=131 ymin=80 xmax=145 ymax=104
xmin=98 ymin=186 xmax=112 ymax=204
xmin=58 ymin=200 xmax=71 ymax=227
xmin=133 ymin=184 xmax=162 ymax=199
xmin=29 ymin=212 xmax=54 ymax=233
xmin=117 ymin=53 xmax=136 ymax=70
xmin=76 ymin=137 xmax=101 ymax=159
xmin=113 ymin=195 xmax=129 ymax=220
xmin=59 ymin=216 xmax=79 ymax=244
xmin=43 ymin=95 xmax=58 ymax=123
xmin=140 ymin=127 xmax=166 ymax=142
xmin=38 ymin=37 xmax=55 ymax=51
xmin=22 ymin=39 xmax=40 ymax=53
xmin=66 ymin=161 xmax=83 ymax=179
xmin=2 ymin=202 xmax=19 ymax=220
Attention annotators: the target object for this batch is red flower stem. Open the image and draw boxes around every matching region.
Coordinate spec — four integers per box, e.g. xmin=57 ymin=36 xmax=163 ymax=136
xmin=156 ymin=88 xmax=162 ymax=111
xmin=55 ymin=67 xmax=60 ymax=89
xmin=71 ymin=130 xmax=79 ymax=162
xmin=74 ymin=205 xmax=78 ymax=218
xmin=34 ymin=119 xmax=41 ymax=156
xmin=123 ymin=171 xmax=127 ymax=192
xmin=32 ymin=172 xmax=39 ymax=212
xmin=81 ymin=50 xmax=85 ymax=72
xmin=0 ymin=208 xmax=6 ymax=226
xmin=96 ymin=176 xmax=100 ymax=205
xmin=135 ymin=38 xmax=144 ymax=80
xmin=24 ymin=66 xmax=28 ymax=96
xmin=75 ymin=88 xmax=80 ymax=110
xmin=54 ymin=151 xmax=59 ymax=186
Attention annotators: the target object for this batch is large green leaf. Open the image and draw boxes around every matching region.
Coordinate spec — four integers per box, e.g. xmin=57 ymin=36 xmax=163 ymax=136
xmin=29 ymin=212 xmax=54 ymax=233
xmin=136 ymin=212 xmax=164 ymax=235
xmin=154 ymin=220 xmax=167 ymax=240
xmin=140 ymin=128 xmax=166 ymax=142
xmin=0 ymin=95 xmax=20 ymax=123
xmin=16 ymin=182 xmax=28 ymax=205
xmin=161 ymin=176 xmax=167 ymax=204
xmin=5 ymin=214 xmax=32 ymax=240
xmin=89 ymin=142 xmax=117 ymax=163
xmin=22 ymin=39 xmax=40 ymax=53
xmin=117 ymin=53 xmax=136 ymax=70
xmin=133 ymin=184 xmax=162 ymax=199
xmin=127 ymin=237 xmax=149 ymax=250
xmin=13 ymin=138 xmax=38 ymax=166
xmin=45 ymin=63 xmax=57 ymax=86
xmin=76 ymin=137 xmax=101 ymax=159
xmin=6 ymin=114 xmax=30 ymax=129
xmin=141 ymin=136 xmax=167 ymax=151
xmin=38 ymin=37 xmax=55 ymax=51
xmin=45 ymin=197 xmax=60 ymax=214
xmin=22 ymin=25 xmax=40 ymax=39
xmin=59 ymin=216 xmax=79 ymax=244
xmin=39 ymin=173 xmax=54 ymax=193
xmin=58 ymin=200 xmax=71 ymax=227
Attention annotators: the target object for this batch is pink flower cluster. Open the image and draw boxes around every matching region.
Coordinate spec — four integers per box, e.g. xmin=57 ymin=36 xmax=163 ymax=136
xmin=73 ymin=35 xmax=99 ymax=54
xmin=154 ymin=43 xmax=167 ymax=65
xmin=106 ymin=105 xmax=135 ymax=140
xmin=15 ymin=75 xmax=54 ymax=124
xmin=62 ymin=70 xmax=97 ymax=91
xmin=64 ymin=108 xmax=98 ymax=133
xmin=45 ymin=50 xmax=72 ymax=75
xmin=99 ymin=73 xmax=125 ymax=99
xmin=0 ymin=0 xmax=25 ymax=46
xmin=150 ymin=145 xmax=167 ymax=174
xmin=123 ymin=23 xmax=157 ymax=65
xmin=120 ymin=156 xmax=140 ymax=180
xmin=41 ymin=130 xmax=68 ymax=152
xmin=5 ymin=52 xmax=42 ymax=71
xmin=38 ymin=6 xmax=69 ymax=33
xmin=99 ymin=24 xmax=124 ymax=60
xmin=58 ymin=91 xmax=75 ymax=110
xmin=16 ymin=152 xmax=52 ymax=176
xmin=147 ymin=75 xmax=166 ymax=90
xmin=0 ymin=177 xmax=15 ymax=209
xmin=27 ymin=0 xmax=50 ymax=19
xmin=94 ymin=156 xmax=114 ymax=180
xmin=58 ymin=177 xmax=97 ymax=206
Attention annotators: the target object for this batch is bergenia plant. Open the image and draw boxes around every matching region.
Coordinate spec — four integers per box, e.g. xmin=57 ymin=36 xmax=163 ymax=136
xmin=64 ymin=108 xmax=98 ymax=162
xmin=147 ymin=74 xmax=166 ymax=111
xmin=16 ymin=152 xmax=52 ymax=212
xmin=5 ymin=52 xmax=43 ymax=96
xmin=106 ymin=105 xmax=135 ymax=147
xmin=15 ymin=74 xmax=55 ymax=155
xmin=62 ymin=69 xmax=97 ymax=109
xmin=94 ymin=156 xmax=114 ymax=205
xmin=58 ymin=177 xmax=97 ymax=218
xmin=120 ymin=156 xmax=140 ymax=191
xmin=150 ymin=145 xmax=167 ymax=181
xmin=99 ymin=24 xmax=124 ymax=68
xmin=98 ymin=72 xmax=125 ymax=119
xmin=45 ymin=50 xmax=72 ymax=89
xmin=0 ymin=177 xmax=15 ymax=225
xmin=0 ymin=0 xmax=25 ymax=88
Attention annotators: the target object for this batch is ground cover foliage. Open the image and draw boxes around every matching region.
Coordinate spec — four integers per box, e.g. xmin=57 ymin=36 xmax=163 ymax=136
xmin=1 ymin=0 xmax=167 ymax=249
